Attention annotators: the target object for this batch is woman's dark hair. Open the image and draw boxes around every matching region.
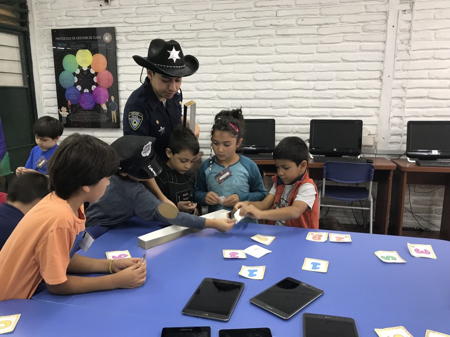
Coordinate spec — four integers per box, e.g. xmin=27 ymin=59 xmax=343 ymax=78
xmin=7 ymin=172 xmax=49 ymax=204
xmin=48 ymin=134 xmax=119 ymax=199
xmin=168 ymin=125 xmax=199 ymax=155
xmin=33 ymin=116 xmax=64 ymax=139
xmin=273 ymin=137 xmax=309 ymax=165
xmin=211 ymin=108 xmax=245 ymax=139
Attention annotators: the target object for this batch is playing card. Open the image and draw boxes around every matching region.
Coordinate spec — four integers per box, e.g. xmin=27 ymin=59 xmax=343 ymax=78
xmin=302 ymin=257 xmax=329 ymax=273
xmin=105 ymin=250 xmax=132 ymax=260
xmin=251 ymin=234 xmax=276 ymax=246
xmin=239 ymin=265 xmax=266 ymax=280
xmin=425 ymin=329 xmax=450 ymax=337
xmin=222 ymin=249 xmax=247 ymax=259
xmin=0 ymin=314 xmax=21 ymax=334
xmin=306 ymin=231 xmax=328 ymax=242
xmin=329 ymin=233 xmax=352 ymax=242
xmin=374 ymin=251 xmax=406 ymax=263
xmin=233 ymin=209 xmax=245 ymax=222
xmin=374 ymin=326 xmax=413 ymax=337
xmin=407 ymin=243 xmax=437 ymax=259
xmin=244 ymin=244 xmax=272 ymax=258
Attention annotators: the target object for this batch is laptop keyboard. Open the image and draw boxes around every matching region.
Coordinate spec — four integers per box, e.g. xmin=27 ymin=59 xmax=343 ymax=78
xmin=416 ymin=159 xmax=450 ymax=167
xmin=313 ymin=156 xmax=371 ymax=163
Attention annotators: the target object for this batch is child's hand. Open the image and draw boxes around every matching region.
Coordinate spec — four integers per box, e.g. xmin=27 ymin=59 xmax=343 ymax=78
xmin=177 ymin=201 xmax=197 ymax=213
xmin=16 ymin=167 xmax=36 ymax=175
xmin=113 ymin=260 xmax=147 ymax=289
xmin=240 ymin=204 xmax=263 ymax=220
xmin=205 ymin=218 xmax=235 ymax=232
xmin=233 ymin=201 xmax=250 ymax=212
xmin=222 ymin=194 xmax=240 ymax=207
xmin=110 ymin=258 xmax=142 ymax=273
xmin=205 ymin=191 xmax=221 ymax=205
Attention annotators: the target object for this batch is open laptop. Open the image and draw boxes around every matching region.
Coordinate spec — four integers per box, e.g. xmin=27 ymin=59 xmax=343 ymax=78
xmin=240 ymin=119 xmax=275 ymax=159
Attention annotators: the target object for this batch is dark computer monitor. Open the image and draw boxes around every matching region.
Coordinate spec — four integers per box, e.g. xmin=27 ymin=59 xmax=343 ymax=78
xmin=406 ymin=121 xmax=450 ymax=159
xmin=309 ymin=119 xmax=363 ymax=157
xmin=241 ymin=119 xmax=275 ymax=154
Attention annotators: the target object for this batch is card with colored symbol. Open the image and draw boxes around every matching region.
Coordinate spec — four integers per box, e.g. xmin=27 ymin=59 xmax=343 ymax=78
xmin=0 ymin=314 xmax=21 ymax=334
xmin=374 ymin=326 xmax=413 ymax=337
xmin=244 ymin=244 xmax=272 ymax=258
xmin=105 ymin=250 xmax=132 ymax=260
xmin=223 ymin=249 xmax=247 ymax=259
xmin=407 ymin=243 xmax=437 ymax=259
xmin=302 ymin=257 xmax=329 ymax=273
xmin=251 ymin=234 xmax=276 ymax=246
xmin=374 ymin=251 xmax=406 ymax=264
xmin=239 ymin=265 xmax=266 ymax=280
xmin=426 ymin=329 xmax=450 ymax=337
xmin=329 ymin=233 xmax=352 ymax=242
xmin=306 ymin=232 xmax=328 ymax=242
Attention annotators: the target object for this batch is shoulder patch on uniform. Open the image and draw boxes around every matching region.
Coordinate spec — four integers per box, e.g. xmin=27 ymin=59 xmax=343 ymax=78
xmin=128 ymin=111 xmax=143 ymax=131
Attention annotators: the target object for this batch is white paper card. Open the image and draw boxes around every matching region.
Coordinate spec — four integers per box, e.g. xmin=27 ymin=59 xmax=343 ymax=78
xmin=239 ymin=265 xmax=266 ymax=280
xmin=329 ymin=233 xmax=352 ymax=242
xmin=251 ymin=234 xmax=276 ymax=246
xmin=222 ymin=249 xmax=247 ymax=259
xmin=374 ymin=326 xmax=413 ymax=337
xmin=425 ymin=330 xmax=450 ymax=337
xmin=105 ymin=250 xmax=132 ymax=260
xmin=306 ymin=232 xmax=328 ymax=242
xmin=244 ymin=244 xmax=272 ymax=258
xmin=302 ymin=257 xmax=329 ymax=273
xmin=374 ymin=251 xmax=406 ymax=263
xmin=233 ymin=209 xmax=245 ymax=222
xmin=0 ymin=314 xmax=21 ymax=334
xmin=407 ymin=243 xmax=437 ymax=259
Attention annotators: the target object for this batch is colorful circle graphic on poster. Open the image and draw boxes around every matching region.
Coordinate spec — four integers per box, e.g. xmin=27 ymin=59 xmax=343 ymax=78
xmin=58 ymin=50 xmax=114 ymax=110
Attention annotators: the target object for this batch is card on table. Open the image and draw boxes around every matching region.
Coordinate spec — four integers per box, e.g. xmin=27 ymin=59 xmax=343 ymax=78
xmin=302 ymin=257 xmax=329 ymax=273
xmin=0 ymin=314 xmax=21 ymax=334
xmin=251 ymin=234 xmax=276 ymax=246
xmin=244 ymin=245 xmax=272 ymax=258
xmin=329 ymin=233 xmax=352 ymax=243
xmin=374 ymin=251 xmax=406 ymax=263
xmin=239 ymin=265 xmax=266 ymax=280
xmin=407 ymin=243 xmax=437 ymax=259
xmin=306 ymin=232 xmax=328 ymax=242
xmin=425 ymin=329 xmax=450 ymax=337
xmin=223 ymin=249 xmax=247 ymax=259
xmin=105 ymin=250 xmax=132 ymax=260
xmin=374 ymin=326 xmax=413 ymax=337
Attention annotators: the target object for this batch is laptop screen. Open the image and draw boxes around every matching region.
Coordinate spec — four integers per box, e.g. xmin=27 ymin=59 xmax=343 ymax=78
xmin=406 ymin=121 xmax=450 ymax=159
xmin=309 ymin=119 xmax=363 ymax=156
xmin=241 ymin=119 xmax=275 ymax=153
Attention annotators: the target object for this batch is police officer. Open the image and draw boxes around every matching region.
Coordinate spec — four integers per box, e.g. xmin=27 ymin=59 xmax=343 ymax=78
xmin=123 ymin=38 xmax=199 ymax=205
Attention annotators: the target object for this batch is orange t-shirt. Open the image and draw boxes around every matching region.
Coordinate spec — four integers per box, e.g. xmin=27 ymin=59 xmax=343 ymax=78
xmin=0 ymin=192 xmax=85 ymax=300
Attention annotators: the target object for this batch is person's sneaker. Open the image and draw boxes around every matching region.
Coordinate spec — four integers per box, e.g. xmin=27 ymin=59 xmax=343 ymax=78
xmin=157 ymin=202 xmax=179 ymax=219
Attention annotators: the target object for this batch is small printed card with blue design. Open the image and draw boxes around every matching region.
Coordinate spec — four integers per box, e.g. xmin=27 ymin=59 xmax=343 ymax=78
xmin=244 ymin=244 xmax=272 ymax=258
xmin=407 ymin=243 xmax=437 ymax=259
xmin=426 ymin=329 xmax=450 ymax=337
xmin=222 ymin=249 xmax=247 ymax=259
xmin=105 ymin=250 xmax=132 ymax=260
xmin=374 ymin=251 xmax=406 ymax=264
xmin=251 ymin=234 xmax=276 ymax=246
xmin=329 ymin=233 xmax=352 ymax=243
xmin=306 ymin=232 xmax=328 ymax=242
xmin=239 ymin=265 xmax=266 ymax=280
xmin=374 ymin=326 xmax=413 ymax=337
xmin=302 ymin=257 xmax=329 ymax=273
xmin=0 ymin=314 xmax=21 ymax=334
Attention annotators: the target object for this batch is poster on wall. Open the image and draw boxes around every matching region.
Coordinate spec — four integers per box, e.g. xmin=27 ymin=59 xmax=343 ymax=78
xmin=51 ymin=27 xmax=119 ymax=128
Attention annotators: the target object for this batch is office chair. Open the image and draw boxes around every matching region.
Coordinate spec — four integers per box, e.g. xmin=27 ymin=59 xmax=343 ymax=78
xmin=320 ymin=161 xmax=375 ymax=233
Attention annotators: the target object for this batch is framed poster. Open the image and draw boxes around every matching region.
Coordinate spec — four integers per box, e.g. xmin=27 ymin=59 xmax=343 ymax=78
xmin=51 ymin=27 xmax=119 ymax=128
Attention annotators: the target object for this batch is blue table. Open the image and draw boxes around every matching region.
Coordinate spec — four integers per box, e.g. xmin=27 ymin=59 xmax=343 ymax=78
xmin=2 ymin=222 xmax=449 ymax=336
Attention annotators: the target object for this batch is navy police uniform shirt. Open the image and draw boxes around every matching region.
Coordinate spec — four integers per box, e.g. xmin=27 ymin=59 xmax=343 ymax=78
xmin=123 ymin=78 xmax=182 ymax=159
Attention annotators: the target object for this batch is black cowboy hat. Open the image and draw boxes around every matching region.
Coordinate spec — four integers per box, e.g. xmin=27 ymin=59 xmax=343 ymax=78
xmin=132 ymin=39 xmax=199 ymax=77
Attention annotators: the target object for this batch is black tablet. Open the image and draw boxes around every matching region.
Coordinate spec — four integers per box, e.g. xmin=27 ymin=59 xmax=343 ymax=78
xmin=250 ymin=277 xmax=323 ymax=320
xmin=161 ymin=327 xmax=210 ymax=337
xmin=303 ymin=313 xmax=359 ymax=337
xmin=219 ymin=328 xmax=272 ymax=337
xmin=182 ymin=278 xmax=244 ymax=321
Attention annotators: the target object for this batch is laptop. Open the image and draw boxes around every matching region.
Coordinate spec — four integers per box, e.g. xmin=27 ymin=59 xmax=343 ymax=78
xmin=240 ymin=119 xmax=275 ymax=159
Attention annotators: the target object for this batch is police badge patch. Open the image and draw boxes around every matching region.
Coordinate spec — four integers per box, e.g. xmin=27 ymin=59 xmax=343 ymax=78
xmin=128 ymin=111 xmax=143 ymax=131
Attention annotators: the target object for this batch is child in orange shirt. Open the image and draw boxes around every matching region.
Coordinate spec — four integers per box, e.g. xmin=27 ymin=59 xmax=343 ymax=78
xmin=0 ymin=134 xmax=146 ymax=301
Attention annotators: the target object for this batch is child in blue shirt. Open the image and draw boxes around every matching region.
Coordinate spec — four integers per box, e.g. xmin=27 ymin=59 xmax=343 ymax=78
xmin=16 ymin=116 xmax=64 ymax=175
xmin=195 ymin=109 xmax=266 ymax=212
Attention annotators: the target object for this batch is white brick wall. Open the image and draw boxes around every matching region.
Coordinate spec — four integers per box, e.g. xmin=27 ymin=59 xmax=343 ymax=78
xmin=28 ymin=0 xmax=450 ymax=231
